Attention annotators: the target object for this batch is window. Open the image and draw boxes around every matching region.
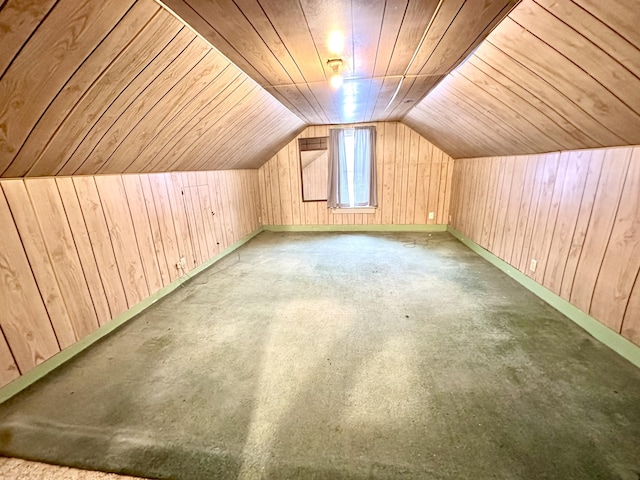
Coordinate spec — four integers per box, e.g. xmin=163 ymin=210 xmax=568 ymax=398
xmin=327 ymin=126 xmax=377 ymax=209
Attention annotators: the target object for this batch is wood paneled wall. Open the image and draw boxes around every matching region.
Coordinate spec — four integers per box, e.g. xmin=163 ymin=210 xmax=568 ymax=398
xmin=259 ymin=122 xmax=453 ymax=226
xmin=450 ymin=147 xmax=640 ymax=347
xmin=0 ymin=0 xmax=305 ymax=177
xmin=404 ymin=0 xmax=640 ymax=158
xmin=0 ymin=170 xmax=260 ymax=387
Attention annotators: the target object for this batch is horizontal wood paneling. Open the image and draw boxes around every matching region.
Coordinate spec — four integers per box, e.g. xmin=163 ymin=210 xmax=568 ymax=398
xmin=0 ymin=0 xmax=305 ymax=177
xmin=0 ymin=169 xmax=260 ymax=387
xmin=161 ymin=0 xmax=517 ymax=124
xmin=259 ymin=122 xmax=453 ymax=226
xmin=404 ymin=0 xmax=640 ymax=158
xmin=450 ymin=146 xmax=640 ymax=347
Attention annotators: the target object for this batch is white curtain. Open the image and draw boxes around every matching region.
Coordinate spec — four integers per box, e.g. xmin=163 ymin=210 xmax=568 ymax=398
xmin=353 ymin=126 xmax=377 ymax=207
xmin=327 ymin=126 xmax=377 ymax=208
xmin=327 ymin=128 xmax=345 ymax=208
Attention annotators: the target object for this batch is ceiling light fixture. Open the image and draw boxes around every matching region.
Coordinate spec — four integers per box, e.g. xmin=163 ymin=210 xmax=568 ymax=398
xmin=327 ymin=58 xmax=344 ymax=89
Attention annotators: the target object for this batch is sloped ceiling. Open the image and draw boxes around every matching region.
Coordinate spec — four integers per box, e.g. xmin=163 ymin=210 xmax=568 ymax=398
xmin=404 ymin=0 xmax=640 ymax=158
xmin=159 ymin=0 xmax=518 ymax=124
xmin=0 ymin=0 xmax=305 ymax=177
xmin=2 ymin=0 xmax=639 ymax=176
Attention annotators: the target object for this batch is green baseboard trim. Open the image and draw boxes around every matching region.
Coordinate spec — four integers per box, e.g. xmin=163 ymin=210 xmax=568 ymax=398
xmin=447 ymin=226 xmax=640 ymax=369
xmin=263 ymin=224 xmax=448 ymax=233
xmin=0 ymin=227 xmax=264 ymax=405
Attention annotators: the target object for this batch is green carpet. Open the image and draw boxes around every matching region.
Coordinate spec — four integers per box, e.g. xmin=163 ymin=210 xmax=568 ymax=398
xmin=0 ymin=232 xmax=639 ymax=479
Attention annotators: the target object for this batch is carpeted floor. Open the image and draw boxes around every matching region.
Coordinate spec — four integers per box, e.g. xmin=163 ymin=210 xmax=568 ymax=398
xmin=0 ymin=232 xmax=639 ymax=480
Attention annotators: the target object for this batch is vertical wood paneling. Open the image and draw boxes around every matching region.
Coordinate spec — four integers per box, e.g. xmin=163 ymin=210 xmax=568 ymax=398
xmin=56 ymin=177 xmax=112 ymax=326
xmin=138 ymin=175 xmax=172 ymax=287
xmin=0 ymin=188 xmax=60 ymax=373
xmin=148 ymin=173 xmax=181 ymax=283
xmin=73 ymin=176 xmax=130 ymax=318
xmin=0 ymin=332 xmax=19 ymax=387
xmin=24 ymin=178 xmax=100 ymax=340
xmin=121 ymin=175 xmax=165 ymax=294
xmin=258 ymin=122 xmax=453 ymax=226
xmin=451 ymin=145 xmax=640 ymax=347
xmin=0 ymin=170 xmax=260 ymax=388
xmin=590 ymin=150 xmax=640 ymax=331
xmin=94 ymin=175 xmax=150 ymax=307
xmin=2 ymin=180 xmax=77 ymax=348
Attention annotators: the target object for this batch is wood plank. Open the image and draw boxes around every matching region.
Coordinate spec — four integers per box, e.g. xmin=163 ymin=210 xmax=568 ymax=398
xmin=1 ymin=180 xmax=76 ymax=348
xmin=534 ymin=153 xmax=569 ymax=284
xmin=208 ymin=171 xmax=229 ymax=248
xmin=465 ymin=55 xmax=599 ymax=147
xmin=571 ymin=148 xmax=631 ymax=313
xmin=406 ymin=129 xmax=419 ymax=224
xmin=139 ymin=174 xmax=172 ymax=287
xmin=4 ymin=0 xmax=159 ymax=177
xmin=182 ymin=184 xmax=204 ymax=266
xmin=261 ymin=0 xmax=327 ymax=83
xmin=98 ymin=48 xmax=229 ymax=174
xmin=55 ymin=177 xmax=112 ymax=326
xmin=426 ymin=155 xmax=442 ymax=225
xmin=418 ymin=0 xmax=516 ymax=75
xmin=523 ymin=153 xmax=559 ymax=279
xmin=166 ymin=172 xmax=196 ymax=271
xmin=196 ymin=171 xmax=218 ymax=257
xmin=232 ymin=0 xmax=306 ymax=84
xmin=386 ymin=1 xmax=439 ymax=75
xmin=0 ymin=331 xmax=20 ymax=388
xmin=490 ymin=18 xmax=640 ymax=144
xmin=121 ymin=175 xmax=165 ymax=294
xmin=94 ymin=175 xmax=149 ymax=307
xmin=149 ymin=81 xmax=258 ymax=172
xmin=437 ymin=155 xmax=450 ymax=224
xmin=543 ymin=150 xmax=591 ymax=295
xmin=560 ymin=150 xmax=605 ymax=300
xmin=73 ymin=176 xmax=129 ymax=316
xmin=510 ymin=1 xmax=640 ymax=116
xmin=510 ymin=155 xmax=537 ymax=268
xmin=0 ymin=0 xmax=134 ymax=174
xmin=148 ymin=173 xmax=181 ymax=282
xmin=63 ymin=29 xmax=199 ymax=176
xmin=125 ymin=67 xmax=241 ymax=172
xmin=494 ymin=157 xmax=516 ymax=259
xmin=24 ymin=178 xmax=100 ymax=340
xmin=537 ymin=0 xmax=640 ymax=78
xmin=25 ymin=10 xmax=185 ymax=177
xmin=502 ymin=156 xmax=527 ymax=265
xmin=474 ymin=42 xmax=624 ymax=147
xmin=590 ymin=148 xmax=640 ymax=331
xmin=479 ymin=157 xmax=500 ymax=248
xmin=0 ymin=187 xmax=59 ymax=373
xmin=570 ymin=0 xmax=640 ymax=50
xmin=0 ymin=0 xmax=58 ymax=78
xmin=621 ymin=272 xmax=640 ymax=345
xmin=178 ymin=0 xmax=293 ymax=85
xmin=186 ymin=172 xmax=210 ymax=263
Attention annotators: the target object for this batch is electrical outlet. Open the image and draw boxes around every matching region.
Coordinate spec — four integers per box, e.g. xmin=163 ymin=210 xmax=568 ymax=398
xmin=180 ymin=257 xmax=187 ymax=270
xmin=428 ymin=212 xmax=435 ymax=220
xmin=529 ymin=259 xmax=538 ymax=273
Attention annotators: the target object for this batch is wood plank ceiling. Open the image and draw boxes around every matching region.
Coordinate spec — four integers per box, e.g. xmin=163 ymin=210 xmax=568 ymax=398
xmin=160 ymin=0 xmax=519 ymax=125
xmin=404 ymin=0 xmax=640 ymax=158
xmin=3 ymin=0 xmax=640 ymax=174
xmin=0 ymin=0 xmax=305 ymax=177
